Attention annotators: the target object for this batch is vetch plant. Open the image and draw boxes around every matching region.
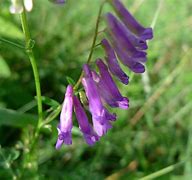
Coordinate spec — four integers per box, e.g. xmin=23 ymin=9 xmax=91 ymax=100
xmin=7 ymin=0 xmax=153 ymax=147
xmin=1 ymin=0 xmax=192 ymax=179
xmin=1 ymin=0 xmax=153 ymax=177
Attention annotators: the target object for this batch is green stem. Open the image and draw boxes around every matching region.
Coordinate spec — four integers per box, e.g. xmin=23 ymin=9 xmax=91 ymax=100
xmin=73 ymin=0 xmax=106 ymax=90
xmin=19 ymin=8 xmax=43 ymax=176
xmin=27 ymin=52 xmax=43 ymax=125
xmin=20 ymin=10 xmax=43 ymax=128
xmin=19 ymin=8 xmax=43 ymax=162
xmin=0 ymin=37 xmax=24 ymax=49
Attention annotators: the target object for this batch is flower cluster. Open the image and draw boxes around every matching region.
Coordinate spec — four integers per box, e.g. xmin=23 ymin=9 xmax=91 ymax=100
xmin=56 ymin=0 xmax=153 ymax=148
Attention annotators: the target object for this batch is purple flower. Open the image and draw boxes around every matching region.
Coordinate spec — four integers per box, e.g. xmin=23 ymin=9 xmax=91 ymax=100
xmin=56 ymin=85 xmax=73 ymax=149
xmin=92 ymin=119 xmax=112 ymax=138
xmin=106 ymin=13 xmax=148 ymax=51
xmin=73 ymin=95 xmax=99 ymax=145
xmin=106 ymin=13 xmax=147 ymax=62
xmin=110 ymin=0 xmax=153 ymax=40
xmin=101 ymin=39 xmax=129 ymax=85
xmin=94 ymin=59 xmax=129 ymax=109
xmin=82 ymin=64 xmax=116 ymax=136
xmin=112 ymin=41 xmax=145 ymax=73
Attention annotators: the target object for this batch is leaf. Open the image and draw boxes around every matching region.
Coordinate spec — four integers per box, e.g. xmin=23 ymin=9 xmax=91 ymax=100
xmin=0 ymin=17 xmax=23 ymax=39
xmin=0 ymin=56 xmax=11 ymax=78
xmin=0 ymin=108 xmax=37 ymax=127
xmin=41 ymin=96 xmax=60 ymax=108
xmin=66 ymin=76 xmax=76 ymax=85
xmin=0 ymin=146 xmax=20 ymax=168
xmin=6 ymin=150 xmax=20 ymax=163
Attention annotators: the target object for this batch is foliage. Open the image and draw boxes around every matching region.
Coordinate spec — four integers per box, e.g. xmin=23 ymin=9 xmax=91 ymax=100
xmin=0 ymin=0 xmax=192 ymax=179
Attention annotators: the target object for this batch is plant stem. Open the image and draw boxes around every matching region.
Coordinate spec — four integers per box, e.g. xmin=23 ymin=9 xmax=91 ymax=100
xmin=20 ymin=9 xmax=43 ymax=128
xmin=73 ymin=0 xmax=106 ymax=90
xmin=20 ymin=7 xmax=43 ymax=162
xmin=19 ymin=8 xmax=44 ymax=177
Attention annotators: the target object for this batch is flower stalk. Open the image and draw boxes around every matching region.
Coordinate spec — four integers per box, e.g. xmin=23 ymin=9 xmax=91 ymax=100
xmin=73 ymin=0 xmax=107 ymax=90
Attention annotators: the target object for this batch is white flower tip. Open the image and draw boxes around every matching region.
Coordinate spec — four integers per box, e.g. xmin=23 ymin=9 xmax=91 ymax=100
xmin=9 ymin=5 xmax=23 ymax=14
xmin=24 ymin=0 xmax=33 ymax=12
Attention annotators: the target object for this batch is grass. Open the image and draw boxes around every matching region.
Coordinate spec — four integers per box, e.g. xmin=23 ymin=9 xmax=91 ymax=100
xmin=0 ymin=0 xmax=192 ymax=179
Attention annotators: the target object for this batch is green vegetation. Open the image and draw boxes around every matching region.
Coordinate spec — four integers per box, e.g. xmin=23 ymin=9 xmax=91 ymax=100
xmin=0 ymin=0 xmax=192 ymax=179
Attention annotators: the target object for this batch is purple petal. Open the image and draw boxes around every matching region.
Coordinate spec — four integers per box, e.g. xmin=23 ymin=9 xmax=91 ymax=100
xmin=106 ymin=13 xmax=148 ymax=50
xmin=112 ymin=41 xmax=145 ymax=73
xmin=101 ymin=39 xmax=129 ymax=85
xmin=92 ymin=118 xmax=112 ymax=137
xmin=82 ymin=64 xmax=116 ymax=122
xmin=106 ymin=13 xmax=147 ymax=65
xmin=60 ymin=85 xmax=73 ymax=131
xmin=106 ymin=13 xmax=147 ymax=61
xmin=131 ymin=63 xmax=145 ymax=73
xmin=56 ymin=129 xmax=72 ymax=146
xmin=56 ymin=85 xmax=73 ymax=148
xmin=110 ymin=0 xmax=153 ymax=40
xmin=95 ymin=59 xmax=129 ymax=109
xmin=83 ymin=134 xmax=99 ymax=145
xmin=102 ymin=108 xmax=117 ymax=121
xmin=82 ymin=64 xmax=116 ymax=136
xmin=55 ymin=138 xmax=63 ymax=149
xmin=73 ymin=96 xmax=99 ymax=145
xmin=82 ymin=65 xmax=105 ymax=123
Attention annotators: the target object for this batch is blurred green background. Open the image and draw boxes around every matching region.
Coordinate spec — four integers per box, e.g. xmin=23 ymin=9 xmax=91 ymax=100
xmin=0 ymin=0 xmax=192 ymax=179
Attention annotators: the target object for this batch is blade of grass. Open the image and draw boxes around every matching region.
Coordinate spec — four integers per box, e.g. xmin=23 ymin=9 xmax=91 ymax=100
xmin=141 ymin=0 xmax=164 ymax=97
xmin=130 ymin=49 xmax=191 ymax=126
xmin=169 ymin=101 xmax=192 ymax=125
xmin=0 ymin=37 xmax=24 ymax=49
xmin=139 ymin=161 xmax=184 ymax=180
xmin=154 ymin=85 xmax=192 ymax=122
